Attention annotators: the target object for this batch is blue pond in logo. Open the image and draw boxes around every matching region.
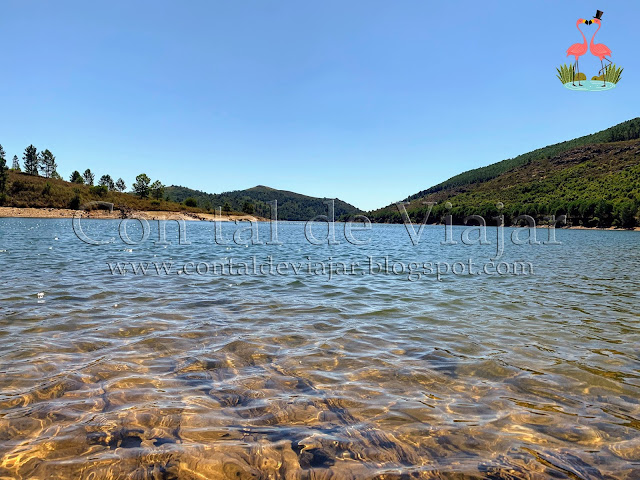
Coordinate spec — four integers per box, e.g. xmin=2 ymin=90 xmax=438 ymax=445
xmin=564 ymin=80 xmax=616 ymax=92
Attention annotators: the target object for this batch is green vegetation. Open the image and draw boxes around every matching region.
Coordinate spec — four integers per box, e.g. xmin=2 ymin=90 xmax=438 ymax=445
xmin=4 ymin=117 xmax=639 ymax=229
xmin=70 ymin=170 xmax=84 ymax=184
xmin=69 ymin=188 xmax=82 ymax=210
xmin=99 ymin=174 xmax=115 ymax=191
xmin=39 ymin=149 xmax=57 ymax=178
xmin=557 ymin=63 xmax=623 ymax=85
xmin=89 ymin=184 xmax=108 ymax=197
xmin=556 ymin=64 xmax=575 ymax=84
xmin=115 ymin=178 xmax=126 ymax=192
xmin=133 ymin=173 xmax=151 ymax=198
xmin=23 ymin=145 xmax=39 ymax=176
xmin=592 ymin=64 xmax=624 ymax=84
xmin=0 ymin=143 xmax=223 ymax=216
xmin=0 ymin=169 xmax=226 ymax=214
xmin=0 ymin=144 xmax=8 ymax=195
xmin=165 ymin=185 xmax=362 ymax=221
xmin=242 ymin=200 xmax=255 ymax=215
xmin=405 ymin=118 xmax=640 ymax=202
xmin=83 ymin=169 xmax=95 ymax=186
xmin=370 ymin=135 xmax=640 ymax=229
xmin=150 ymin=180 xmax=165 ymax=200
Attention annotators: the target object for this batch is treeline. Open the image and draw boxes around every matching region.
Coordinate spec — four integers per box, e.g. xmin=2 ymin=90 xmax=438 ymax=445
xmin=406 ymin=117 xmax=640 ymax=201
xmin=67 ymin=169 xmax=127 ymax=193
xmin=0 ymin=144 xmax=62 ymax=184
xmin=2 ymin=142 xmax=353 ymax=217
xmin=369 ymin=137 xmax=640 ymax=229
xmin=0 ymin=143 xmax=186 ymax=212
xmin=165 ymin=185 xmax=362 ymax=221
xmin=0 ymin=143 xmax=171 ymax=206
xmin=369 ymin=198 xmax=640 ymax=229
xmin=67 ymin=170 xmax=167 ymax=202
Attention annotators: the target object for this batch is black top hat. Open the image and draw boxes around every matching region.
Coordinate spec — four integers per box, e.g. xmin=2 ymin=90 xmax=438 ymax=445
xmin=593 ymin=10 xmax=604 ymax=20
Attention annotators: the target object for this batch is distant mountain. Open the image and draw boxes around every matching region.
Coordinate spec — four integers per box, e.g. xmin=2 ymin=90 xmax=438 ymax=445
xmin=370 ymin=118 xmax=640 ymax=229
xmin=165 ymin=185 xmax=363 ymax=221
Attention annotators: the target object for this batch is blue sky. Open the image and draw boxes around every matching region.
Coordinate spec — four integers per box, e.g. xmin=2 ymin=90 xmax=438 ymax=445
xmin=1 ymin=1 xmax=638 ymax=210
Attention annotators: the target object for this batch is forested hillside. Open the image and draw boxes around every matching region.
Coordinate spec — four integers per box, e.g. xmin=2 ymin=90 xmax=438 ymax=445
xmin=370 ymin=135 xmax=640 ymax=229
xmin=0 ymin=170 xmax=224 ymax=215
xmin=405 ymin=118 xmax=640 ymax=201
xmin=166 ymin=185 xmax=362 ymax=221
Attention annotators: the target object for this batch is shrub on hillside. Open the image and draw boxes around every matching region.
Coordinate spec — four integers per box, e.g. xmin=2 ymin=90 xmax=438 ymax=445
xmin=69 ymin=189 xmax=82 ymax=210
xmin=90 ymin=185 xmax=108 ymax=197
xmin=11 ymin=180 xmax=28 ymax=194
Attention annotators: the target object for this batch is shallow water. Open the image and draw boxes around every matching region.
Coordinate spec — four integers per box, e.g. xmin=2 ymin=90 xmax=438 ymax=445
xmin=0 ymin=218 xmax=639 ymax=479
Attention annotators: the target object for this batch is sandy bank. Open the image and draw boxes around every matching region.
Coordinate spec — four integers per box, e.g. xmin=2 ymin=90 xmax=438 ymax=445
xmin=0 ymin=207 xmax=265 ymax=222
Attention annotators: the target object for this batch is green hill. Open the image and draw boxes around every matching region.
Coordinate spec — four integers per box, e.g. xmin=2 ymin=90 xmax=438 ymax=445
xmin=405 ymin=118 xmax=640 ymax=201
xmin=0 ymin=170 xmax=222 ymax=215
xmin=165 ymin=185 xmax=362 ymax=221
xmin=370 ymin=119 xmax=640 ymax=229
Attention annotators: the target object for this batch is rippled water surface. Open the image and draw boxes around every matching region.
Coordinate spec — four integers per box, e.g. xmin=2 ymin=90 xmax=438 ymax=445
xmin=0 ymin=218 xmax=639 ymax=479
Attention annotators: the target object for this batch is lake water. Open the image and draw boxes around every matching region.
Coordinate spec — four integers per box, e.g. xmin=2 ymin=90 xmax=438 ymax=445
xmin=0 ymin=218 xmax=638 ymax=479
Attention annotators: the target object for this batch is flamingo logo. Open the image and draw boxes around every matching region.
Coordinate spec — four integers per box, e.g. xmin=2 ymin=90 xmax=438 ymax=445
xmin=556 ymin=10 xmax=623 ymax=91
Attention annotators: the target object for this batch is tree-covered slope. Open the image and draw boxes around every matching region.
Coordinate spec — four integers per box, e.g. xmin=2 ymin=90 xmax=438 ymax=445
xmin=405 ymin=118 xmax=640 ymax=201
xmin=370 ymin=138 xmax=640 ymax=228
xmin=165 ymin=185 xmax=363 ymax=221
xmin=0 ymin=170 xmax=217 ymax=214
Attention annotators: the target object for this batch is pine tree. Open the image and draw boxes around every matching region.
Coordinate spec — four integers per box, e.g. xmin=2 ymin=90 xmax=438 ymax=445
xmin=150 ymin=180 xmax=165 ymax=200
xmin=83 ymin=169 xmax=95 ymax=186
xmin=23 ymin=145 xmax=39 ymax=175
xmin=99 ymin=174 xmax=115 ymax=191
xmin=69 ymin=170 xmax=84 ymax=184
xmin=39 ymin=149 xmax=57 ymax=178
xmin=133 ymin=173 xmax=151 ymax=198
xmin=115 ymin=178 xmax=126 ymax=192
xmin=0 ymin=145 xmax=8 ymax=193
xmin=12 ymin=155 xmax=20 ymax=171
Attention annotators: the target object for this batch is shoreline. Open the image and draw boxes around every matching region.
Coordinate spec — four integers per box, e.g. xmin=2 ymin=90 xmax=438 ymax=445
xmin=559 ymin=225 xmax=640 ymax=231
xmin=0 ymin=207 xmax=264 ymax=222
xmin=1 ymin=207 xmax=638 ymax=231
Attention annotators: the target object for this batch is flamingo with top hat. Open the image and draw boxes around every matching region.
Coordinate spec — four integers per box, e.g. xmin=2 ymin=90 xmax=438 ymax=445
xmin=590 ymin=10 xmax=613 ymax=87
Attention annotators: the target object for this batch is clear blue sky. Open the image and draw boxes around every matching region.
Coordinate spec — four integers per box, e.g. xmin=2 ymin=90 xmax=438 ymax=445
xmin=1 ymin=1 xmax=638 ymax=210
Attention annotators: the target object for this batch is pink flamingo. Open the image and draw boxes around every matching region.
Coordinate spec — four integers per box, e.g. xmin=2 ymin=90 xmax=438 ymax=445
xmin=590 ymin=13 xmax=613 ymax=87
xmin=566 ymin=19 xmax=591 ymax=86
